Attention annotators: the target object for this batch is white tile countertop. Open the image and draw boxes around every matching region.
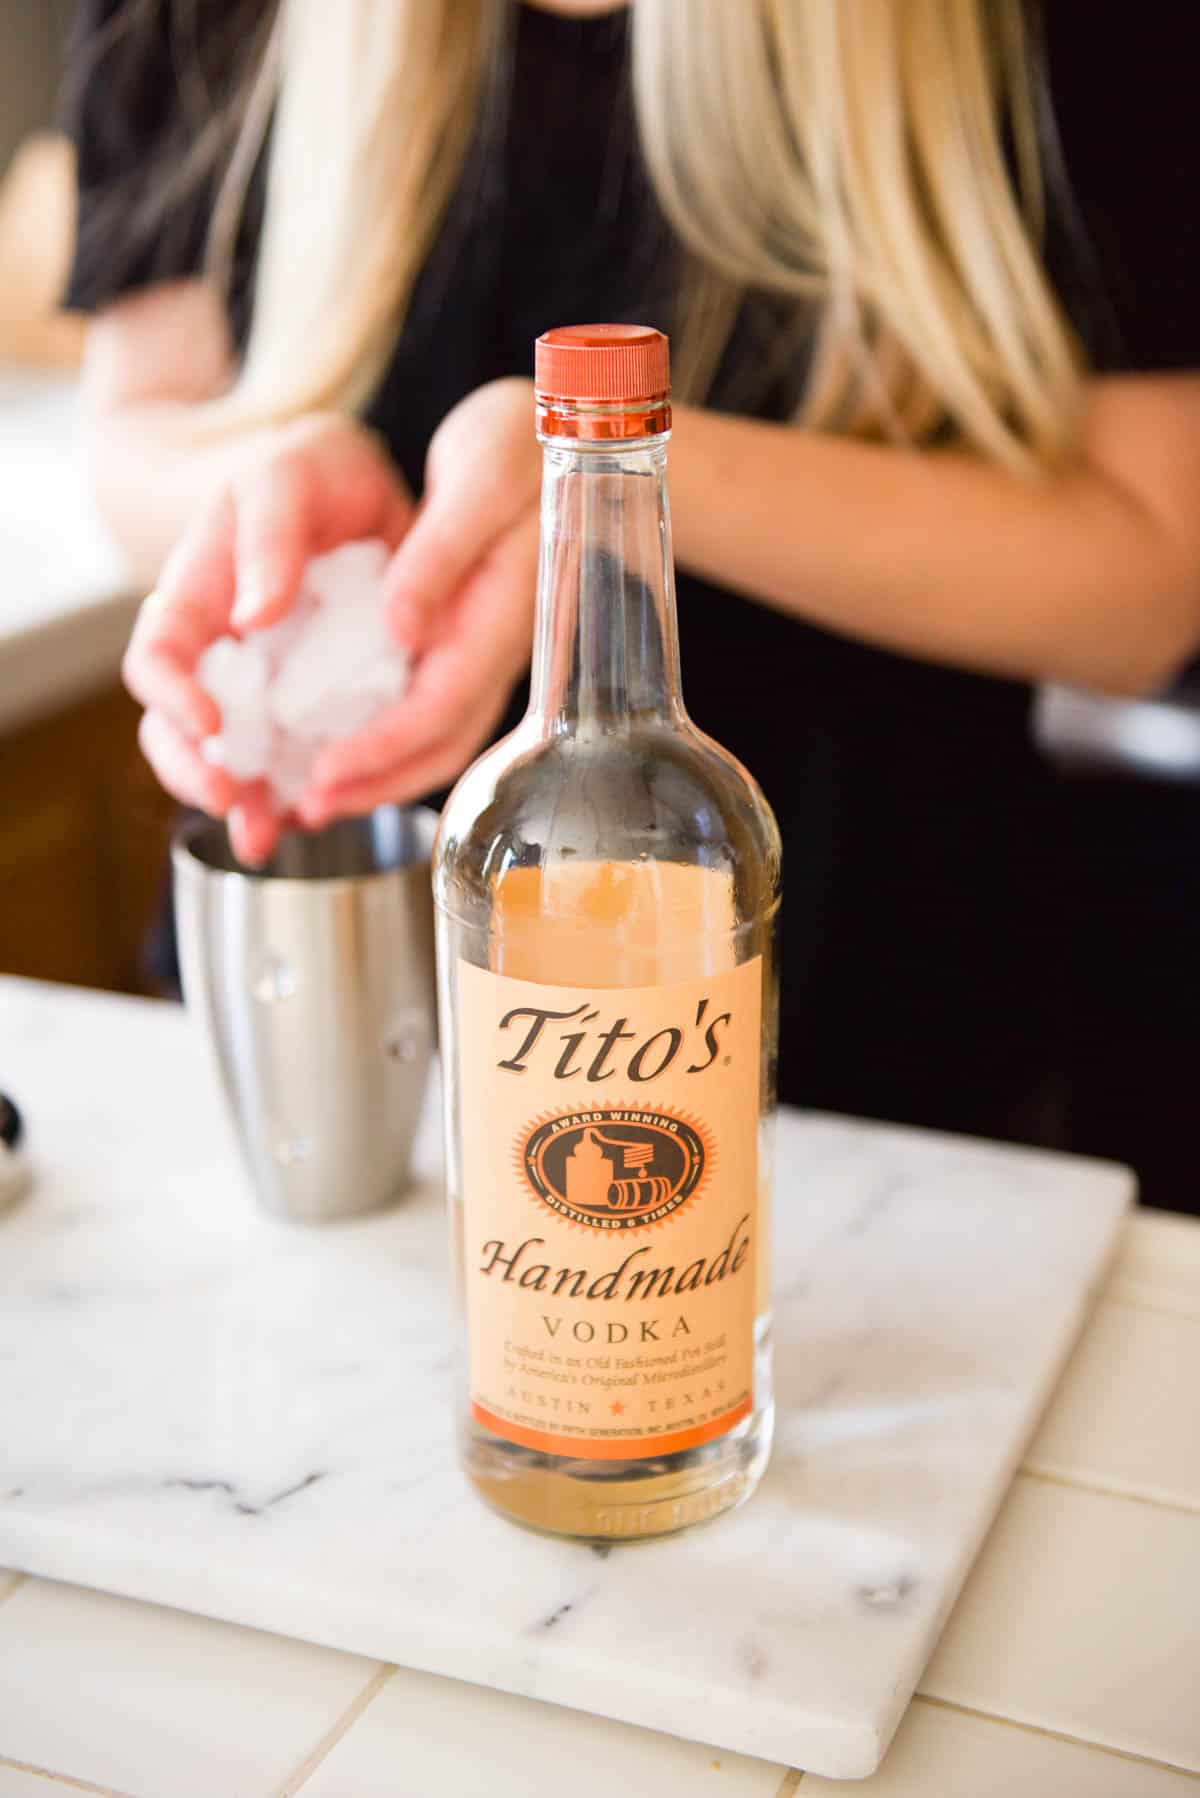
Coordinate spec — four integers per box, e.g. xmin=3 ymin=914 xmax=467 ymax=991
xmin=0 ymin=979 xmax=1197 ymax=1795
xmin=0 ymin=368 xmax=135 ymax=732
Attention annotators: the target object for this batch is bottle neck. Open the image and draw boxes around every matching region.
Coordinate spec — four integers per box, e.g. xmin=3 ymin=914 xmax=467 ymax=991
xmin=527 ymin=433 xmax=685 ymax=734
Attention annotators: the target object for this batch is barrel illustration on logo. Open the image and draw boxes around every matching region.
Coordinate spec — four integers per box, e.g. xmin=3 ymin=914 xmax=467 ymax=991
xmin=518 ymin=1107 xmax=712 ymax=1231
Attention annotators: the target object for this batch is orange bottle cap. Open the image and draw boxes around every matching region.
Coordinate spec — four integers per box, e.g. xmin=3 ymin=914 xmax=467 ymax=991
xmin=535 ymin=324 xmax=671 ymax=440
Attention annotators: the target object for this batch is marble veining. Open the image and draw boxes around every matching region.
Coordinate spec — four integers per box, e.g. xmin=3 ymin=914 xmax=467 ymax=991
xmin=0 ymin=978 xmax=1132 ymax=1779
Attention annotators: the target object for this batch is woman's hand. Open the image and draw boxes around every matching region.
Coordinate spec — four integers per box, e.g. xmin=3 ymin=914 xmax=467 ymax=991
xmin=298 ymin=378 xmax=541 ymax=825
xmin=122 ymin=412 xmax=414 ymax=863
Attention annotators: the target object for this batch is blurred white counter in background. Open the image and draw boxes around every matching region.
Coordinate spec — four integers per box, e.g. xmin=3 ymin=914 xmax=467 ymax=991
xmin=0 ymin=367 xmax=135 ymax=733
xmin=1036 ymin=682 xmax=1200 ymax=783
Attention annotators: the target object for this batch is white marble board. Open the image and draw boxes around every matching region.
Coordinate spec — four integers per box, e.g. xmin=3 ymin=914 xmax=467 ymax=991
xmin=0 ymin=978 xmax=1132 ymax=1779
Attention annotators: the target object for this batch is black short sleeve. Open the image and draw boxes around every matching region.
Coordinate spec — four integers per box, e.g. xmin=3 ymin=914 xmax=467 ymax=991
xmin=61 ymin=0 xmax=267 ymax=329
xmin=1043 ymin=6 xmax=1200 ymax=374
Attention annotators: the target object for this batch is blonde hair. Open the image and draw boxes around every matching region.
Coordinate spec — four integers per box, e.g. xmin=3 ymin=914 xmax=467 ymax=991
xmin=208 ymin=0 xmax=1083 ymax=472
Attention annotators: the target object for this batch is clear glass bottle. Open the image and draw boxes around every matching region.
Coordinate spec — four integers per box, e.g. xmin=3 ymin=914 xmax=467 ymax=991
xmin=434 ymin=325 xmax=781 ymax=1543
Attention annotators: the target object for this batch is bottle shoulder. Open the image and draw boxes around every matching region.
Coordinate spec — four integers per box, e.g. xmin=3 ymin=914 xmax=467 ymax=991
xmin=435 ymin=718 xmax=781 ymax=921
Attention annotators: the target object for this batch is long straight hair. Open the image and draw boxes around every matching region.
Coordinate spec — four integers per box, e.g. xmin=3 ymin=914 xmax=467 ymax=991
xmin=194 ymin=0 xmax=1082 ymax=472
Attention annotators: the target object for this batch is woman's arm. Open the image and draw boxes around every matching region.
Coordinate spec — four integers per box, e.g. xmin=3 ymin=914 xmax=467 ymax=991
xmin=309 ymin=371 xmax=1200 ymax=820
xmin=81 ymin=280 xmax=249 ymax=588
xmin=668 ymin=374 xmax=1200 ymax=697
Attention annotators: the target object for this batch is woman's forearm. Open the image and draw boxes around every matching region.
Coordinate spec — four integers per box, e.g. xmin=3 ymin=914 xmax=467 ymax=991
xmin=84 ymin=398 xmax=266 ymax=591
xmin=80 ymin=281 xmax=259 ymax=590
xmin=669 ymin=375 xmax=1200 ymax=695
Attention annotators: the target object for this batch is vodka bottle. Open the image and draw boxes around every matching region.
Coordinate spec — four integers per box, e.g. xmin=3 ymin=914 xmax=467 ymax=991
xmin=434 ymin=325 xmax=781 ymax=1541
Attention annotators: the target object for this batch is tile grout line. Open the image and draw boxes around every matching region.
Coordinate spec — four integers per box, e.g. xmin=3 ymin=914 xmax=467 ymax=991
xmin=0 ymin=1756 xmax=136 ymax=1797
xmin=1104 ymin=1288 xmax=1200 ymax=1321
xmin=1017 ymin=1462 xmax=1200 ymax=1518
xmin=274 ymin=1662 xmax=397 ymax=1797
xmin=771 ymin=1771 xmax=804 ymax=1796
xmin=914 ymin=1696 xmax=1200 ymax=1781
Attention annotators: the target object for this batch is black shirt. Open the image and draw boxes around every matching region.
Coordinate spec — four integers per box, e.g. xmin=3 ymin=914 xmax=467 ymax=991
xmin=63 ymin=1 xmax=1200 ymax=1139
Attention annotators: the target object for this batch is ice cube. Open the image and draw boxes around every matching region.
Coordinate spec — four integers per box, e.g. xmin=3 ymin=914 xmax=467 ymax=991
xmin=302 ymin=538 xmax=390 ymax=612
xmin=196 ymin=538 xmax=409 ymax=813
xmin=198 ymin=634 xmax=273 ymax=778
xmin=252 ymin=589 xmax=319 ymax=677
xmin=302 ymin=658 xmax=409 ymax=744
xmin=268 ymin=541 xmax=406 ymax=739
xmin=198 ymin=633 xmax=270 ymax=714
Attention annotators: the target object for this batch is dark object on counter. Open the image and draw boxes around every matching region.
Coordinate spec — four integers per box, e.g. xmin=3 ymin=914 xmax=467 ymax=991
xmin=0 ymin=1093 xmax=30 ymax=1212
xmin=0 ymin=1092 xmax=23 ymax=1149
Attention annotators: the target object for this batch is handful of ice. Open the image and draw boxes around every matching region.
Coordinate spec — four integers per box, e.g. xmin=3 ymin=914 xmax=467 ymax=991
xmin=198 ymin=539 xmax=408 ymax=812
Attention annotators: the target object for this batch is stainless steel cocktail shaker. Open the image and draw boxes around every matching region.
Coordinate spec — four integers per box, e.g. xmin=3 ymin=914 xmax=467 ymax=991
xmin=173 ymin=807 xmax=437 ymax=1224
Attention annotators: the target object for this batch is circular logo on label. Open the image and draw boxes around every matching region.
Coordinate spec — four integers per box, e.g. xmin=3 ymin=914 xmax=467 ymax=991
xmin=519 ymin=1108 xmax=709 ymax=1231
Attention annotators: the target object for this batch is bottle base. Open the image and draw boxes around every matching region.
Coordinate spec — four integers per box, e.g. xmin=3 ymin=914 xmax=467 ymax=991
xmin=463 ymin=1405 xmax=773 ymax=1545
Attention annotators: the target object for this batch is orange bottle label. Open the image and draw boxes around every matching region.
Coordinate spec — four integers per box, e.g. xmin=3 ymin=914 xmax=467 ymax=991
xmin=457 ymin=957 xmax=762 ymax=1460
